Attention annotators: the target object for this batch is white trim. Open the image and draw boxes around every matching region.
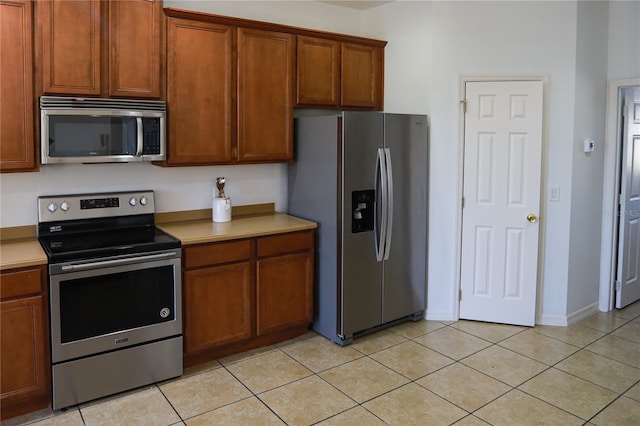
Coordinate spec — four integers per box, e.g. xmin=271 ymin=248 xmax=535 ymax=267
xmin=539 ymin=303 xmax=600 ymax=327
xmin=537 ymin=315 xmax=567 ymax=327
xmin=425 ymin=310 xmax=456 ymax=322
xmin=457 ymin=75 xmax=549 ymax=325
xmin=567 ymin=302 xmax=600 ymax=326
xmin=599 ymin=78 xmax=640 ymax=312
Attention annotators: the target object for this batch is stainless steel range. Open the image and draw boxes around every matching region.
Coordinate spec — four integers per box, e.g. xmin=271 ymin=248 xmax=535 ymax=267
xmin=37 ymin=190 xmax=182 ymax=410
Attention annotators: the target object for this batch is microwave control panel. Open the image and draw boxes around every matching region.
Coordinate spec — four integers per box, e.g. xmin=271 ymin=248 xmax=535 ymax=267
xmin=142 ymin=118 xmax=162 ymax=155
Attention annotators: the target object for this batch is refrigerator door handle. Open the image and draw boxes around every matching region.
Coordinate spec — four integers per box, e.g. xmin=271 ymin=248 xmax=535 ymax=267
xmin=383 ymin=148 xmax=393 ymax=260
xmin=375 ymin=148 xmax=388 ymax=262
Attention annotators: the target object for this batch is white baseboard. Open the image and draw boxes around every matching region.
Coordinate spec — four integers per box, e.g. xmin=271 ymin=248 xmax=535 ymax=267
xmin=566 ymin=303 xmax=599 ymax=325
xmin=537 ymin=315 xmax=568 ymax=327
xmin=537 ymin=303 xmax=599 ymax=327
xmin=425 ymin=310 xmax=456 ymax=322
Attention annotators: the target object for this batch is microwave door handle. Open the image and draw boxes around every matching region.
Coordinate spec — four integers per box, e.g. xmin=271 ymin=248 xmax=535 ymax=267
xmin=136 ymin=117 xmax=143 ymax=156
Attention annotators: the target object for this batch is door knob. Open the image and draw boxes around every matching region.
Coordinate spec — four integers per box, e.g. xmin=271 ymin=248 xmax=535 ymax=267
xmin=527 ymin=214 xmax=537 ymax=223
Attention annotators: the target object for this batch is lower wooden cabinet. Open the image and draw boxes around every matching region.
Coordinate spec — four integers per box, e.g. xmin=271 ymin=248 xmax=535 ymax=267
xmin=257 ymin=252 xmax=313 ymax=335
xmin=256 ymin=231 xmax=314 ymax=335
xmin=184 ymin=261 xmax=252 ymax=353
xmin=0 ymin=266 xmax=50 ymax=420
xmin=182 ymin=230 xmax=314 ymax=365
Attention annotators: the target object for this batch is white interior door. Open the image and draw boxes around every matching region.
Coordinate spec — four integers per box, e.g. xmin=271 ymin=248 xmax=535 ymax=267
xmin=616 ymin=87 xmax=640 ymax=309
xmin=460 ymin=80 xmax=543 ymax=326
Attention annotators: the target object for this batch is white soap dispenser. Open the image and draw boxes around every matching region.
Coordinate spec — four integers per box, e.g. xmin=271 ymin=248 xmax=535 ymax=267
xmin=212 ymin=177 xmax=232 ymax=222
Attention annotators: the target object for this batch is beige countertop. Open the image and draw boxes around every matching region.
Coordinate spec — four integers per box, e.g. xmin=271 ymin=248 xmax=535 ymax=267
xmin=0 ymin=239 xmax=47 ymax=271
xmin=0 ymin=213 xmax=315 ymax=270
xmin=158 ymin=213 xmax=317 ymax=245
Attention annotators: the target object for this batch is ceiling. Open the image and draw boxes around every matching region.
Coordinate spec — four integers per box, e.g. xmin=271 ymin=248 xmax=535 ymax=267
xmin=317 ymin=1 xmax=394 ymax=11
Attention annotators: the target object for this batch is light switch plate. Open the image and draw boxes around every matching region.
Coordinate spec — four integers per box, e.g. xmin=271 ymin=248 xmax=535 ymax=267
xmin=584 ymin=139 xmax=595 ymax=152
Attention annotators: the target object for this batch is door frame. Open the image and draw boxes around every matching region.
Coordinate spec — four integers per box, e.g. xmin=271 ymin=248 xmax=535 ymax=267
xmin=455 ymin=75 xmax=549 ymax=322
xmin=599 ymin=78 xmax=640 ymax=312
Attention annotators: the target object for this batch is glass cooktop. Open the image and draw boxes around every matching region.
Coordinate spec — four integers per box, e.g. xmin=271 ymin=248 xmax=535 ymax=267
xmin=39 ymin=226 xmax=180 ymax=263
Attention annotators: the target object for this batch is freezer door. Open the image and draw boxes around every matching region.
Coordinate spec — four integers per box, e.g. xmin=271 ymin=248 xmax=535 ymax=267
xmin=382 ymin=114 xmax=428 ymax=322
xmin=340 ymin=112 xmax=384 ymax=338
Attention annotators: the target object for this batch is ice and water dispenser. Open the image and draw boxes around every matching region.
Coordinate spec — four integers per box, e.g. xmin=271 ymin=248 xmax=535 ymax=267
xmin=352 ymin=190 xmax=375 ymax=233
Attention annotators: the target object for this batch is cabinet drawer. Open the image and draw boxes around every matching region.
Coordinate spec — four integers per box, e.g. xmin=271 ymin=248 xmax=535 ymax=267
xmin=257 ymin=231 xmax=313 ymax=258
xmin=184 ymin=240 xmax=252 ymax=269
xmin=1 ymin=268 xmax=43 ymax=300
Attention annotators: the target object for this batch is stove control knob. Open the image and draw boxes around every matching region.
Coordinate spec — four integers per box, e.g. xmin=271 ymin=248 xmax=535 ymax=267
xmin=47 ymin=202 xmax=58 ymax=213
xmin=60 ymin=201 xmax=70 ymax=212
xmin=140 ymin=196 xmax=148 ymax=206
xmin=129 ymin=197 xmax=137 ymax=207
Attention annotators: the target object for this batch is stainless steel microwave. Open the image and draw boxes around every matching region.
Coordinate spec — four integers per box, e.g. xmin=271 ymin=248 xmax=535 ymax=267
xmin=40 ymin=96 xmax=166 ymax=164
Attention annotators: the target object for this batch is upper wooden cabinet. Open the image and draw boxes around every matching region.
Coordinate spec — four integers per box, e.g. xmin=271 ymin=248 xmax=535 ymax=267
xmin=296 ymin=36 xmax=385 ymax=110
xmin=39 ymin=0 xmax=163 ymax=98
xmin=164 ymin=15 xmax=294 ymax=166
xmin=161 ymin=8 xmax=385 ymax=167
xmin=296 ymin=36 xmax=340 ymax=107
xmin=237 ymin=28 xmax=294 ymax=163
xmin=108 ymin=0 xmax=162 ymax=98
xmin=0 ymin=0 xmax=36 ymax=172
xmin=341 ymin=43 xmax=384 ymax=109
xmin=166 ymin=18 xmax=233 ymax=165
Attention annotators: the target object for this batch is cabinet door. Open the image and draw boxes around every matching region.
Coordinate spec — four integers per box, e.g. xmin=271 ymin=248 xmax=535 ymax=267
xmin=341 ymin=43 xmax=384 ymax=110
xmin=256 ymin=252 xmax=313 ymax=335
xmin=0 ymin=296 xmax=48 ymax=409
xmin=296 ymin=36 xmax=340 ymax=107
xmin=108 ymin=0 xmax=162 ymax=98
xmin=183 ymin=262 xmax=252 ymax=354
xmin=237 ymin=28 xmax=294 ymax=163
xmin=0 ymin=0 xmax=35 ymax=172
xmin=166 ymin=18 xmax=233 ymax=165
xmin=40 ymin=0 xmax=102 ymax=95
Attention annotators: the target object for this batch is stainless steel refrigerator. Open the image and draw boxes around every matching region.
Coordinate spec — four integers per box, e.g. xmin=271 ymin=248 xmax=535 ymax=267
xmin=288 ymin=112 xmax=428 ymax=345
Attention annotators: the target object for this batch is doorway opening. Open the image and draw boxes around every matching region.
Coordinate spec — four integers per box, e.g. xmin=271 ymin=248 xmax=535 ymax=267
xmin=600 ymin=80 xmax=640 ymax=311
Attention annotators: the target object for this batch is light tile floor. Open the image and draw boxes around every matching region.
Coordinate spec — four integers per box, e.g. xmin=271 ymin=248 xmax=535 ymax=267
xmin=4 ymin=301 xmax=640 ymax=426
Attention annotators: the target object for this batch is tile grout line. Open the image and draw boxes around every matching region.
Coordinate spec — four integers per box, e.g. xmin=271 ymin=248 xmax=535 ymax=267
xmin=584 ymin=378 xmax=640 ymax=425
xmin=5 ymin=309 xmax=639 ymax=426
xmin=276 ymin=344 xmax=382 ymax=424
xmin=411 ymin=317 xmax=638 ymax=423
xmin=154 ymin=384 xmax=187 ymax=424
xmin=84 ymin=312 xmax=635 ymax=424
xmin=507 ymin=314 xmax=640 ymax=423
xmin=221 ymin=355 xmax=291 ymax=425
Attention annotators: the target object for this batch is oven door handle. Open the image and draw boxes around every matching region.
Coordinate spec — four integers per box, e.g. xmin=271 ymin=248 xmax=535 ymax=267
xmin=60 ymin=252 xmax=177 ymax=272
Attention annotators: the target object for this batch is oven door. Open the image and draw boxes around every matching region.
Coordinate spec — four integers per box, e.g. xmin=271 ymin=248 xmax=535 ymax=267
xmin=49 ymin=250 xmax=182 ymax=363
